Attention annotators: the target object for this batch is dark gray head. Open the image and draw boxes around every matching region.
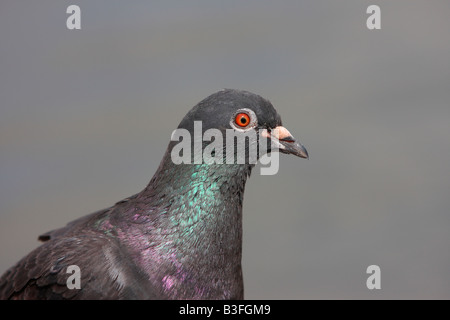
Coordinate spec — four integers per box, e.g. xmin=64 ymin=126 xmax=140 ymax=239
xmin=174 ymin=89 xmax=308 ymax=160
xmin=178 ymin=89 xmax=282 ymax=132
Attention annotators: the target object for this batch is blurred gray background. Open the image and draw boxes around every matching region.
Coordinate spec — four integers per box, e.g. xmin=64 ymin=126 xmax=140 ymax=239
xmin=1 ymin=1 xmax=449 ymax=299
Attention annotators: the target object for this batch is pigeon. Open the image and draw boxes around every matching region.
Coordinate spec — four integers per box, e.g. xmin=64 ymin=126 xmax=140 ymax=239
xmin=0 ymin=89 xmax=308 ymax=300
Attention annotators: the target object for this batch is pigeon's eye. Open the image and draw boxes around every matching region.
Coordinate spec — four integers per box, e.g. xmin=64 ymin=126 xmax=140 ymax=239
xmin=235 ymin=113 xmax=250 ymax=127
xmin=230 ymin=108 xmax=257 ymax=131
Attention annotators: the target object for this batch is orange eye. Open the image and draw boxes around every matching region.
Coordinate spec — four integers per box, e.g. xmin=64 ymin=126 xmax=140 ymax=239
xmin=235 ymin=113 xmax=250 ymax=127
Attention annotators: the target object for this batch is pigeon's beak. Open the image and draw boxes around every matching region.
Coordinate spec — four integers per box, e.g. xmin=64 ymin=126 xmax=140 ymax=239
xmin=261 ymin=126 xmax=309 ymax=159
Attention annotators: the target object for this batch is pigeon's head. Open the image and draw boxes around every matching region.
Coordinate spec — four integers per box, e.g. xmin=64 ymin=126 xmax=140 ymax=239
xmin=172 ymin=89 xmax=308 ymax=164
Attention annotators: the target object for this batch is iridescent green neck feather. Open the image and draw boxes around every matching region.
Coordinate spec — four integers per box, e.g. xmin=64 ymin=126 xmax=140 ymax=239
xmin=120 ymin=148 xmax=253 ymax=299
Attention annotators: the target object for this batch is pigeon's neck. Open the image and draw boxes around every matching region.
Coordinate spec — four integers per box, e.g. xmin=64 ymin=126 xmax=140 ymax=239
xmin=135 ymin=150 xmax=252 ymax=298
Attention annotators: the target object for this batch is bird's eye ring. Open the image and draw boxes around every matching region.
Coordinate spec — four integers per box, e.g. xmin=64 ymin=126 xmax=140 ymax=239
xmin=235 ymin=113 xmax=250 ymax=127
